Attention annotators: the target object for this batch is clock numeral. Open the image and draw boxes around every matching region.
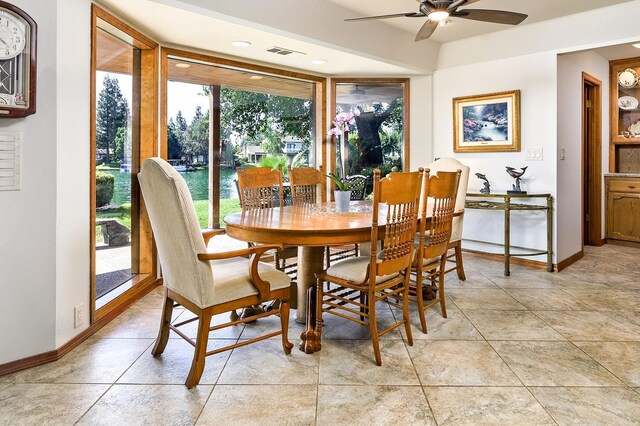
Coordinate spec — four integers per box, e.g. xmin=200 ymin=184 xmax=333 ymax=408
xmin=15 ymin=37 xmax=19 ymax=43
xmin=4 ymin=50 xmax=9 ymax=56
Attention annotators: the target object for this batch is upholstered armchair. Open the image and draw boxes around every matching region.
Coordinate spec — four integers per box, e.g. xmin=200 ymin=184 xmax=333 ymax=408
xmin=427 ymin=158 xmax=470 ymax=280
xmin=138 ymin=158 xmax=293 ymax=388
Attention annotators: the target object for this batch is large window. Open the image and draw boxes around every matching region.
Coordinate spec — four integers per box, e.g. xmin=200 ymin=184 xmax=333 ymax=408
xmin=331 ymin=79 xmax=409 ymax=195
xmin=91 ymin=6 xmax=158 ymax=317
xmin=162 ymin=49 xmax=325 ymax=228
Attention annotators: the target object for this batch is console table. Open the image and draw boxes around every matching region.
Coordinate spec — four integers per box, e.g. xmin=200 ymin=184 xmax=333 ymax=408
xmin=464 ymin=192 xmax=553 ymax=276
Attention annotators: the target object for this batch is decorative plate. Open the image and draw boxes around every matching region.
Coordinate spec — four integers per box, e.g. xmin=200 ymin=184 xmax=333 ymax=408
xmin=619 ymin=95 xmax=639 ymax=110
xmin=628 ymin=119 xmax=640 ymax=136
xmin=618 ymin=68 xmax=638 ymax=88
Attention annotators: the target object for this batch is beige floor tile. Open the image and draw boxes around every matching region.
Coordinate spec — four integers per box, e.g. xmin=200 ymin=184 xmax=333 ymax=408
xmin=317 ymin=385 xmax=436 ymax=426
xmin=446 ymin=288 xmax=527 ymax=310
xmin=504 ymin=288 xmax=595 ymax=310
xmin=77 ymin=384 xmax=211 ymax=425
xmin=534 ymin=310 xmax=640 ymax=341
xmin=0 ymin=383 xmax=109 ymax=425
xmin=393 ymin=304 xmax=484 ymax=341
xmin=3 ymin=338 xmax=153 ymax=384
xmin=319 ymin=340 xmax=419 ymax=385
xmin=560 ymin=288 xmax=640 ymax=312
xmin=319 ymin=302 xmax=403 ymax=340
xmin=94 ymin=306 xmax=165 ymax=339
xmin=465 ymin=310 xmax=566 ymax=340
xmin=530 ymin=386 xmax=640 ymax=426
xmin=490 ymin=341 xmax=624 ymax=386
xmin=217 ymin=340 xmax=318 ymax=385
xmin=197 ymin=384 xmax=316 ymax=425
xmin=171 ymin=310 xmax=245 ymax=339
xmin=445 ymin=271 xmax=500 ymax=289
xmin=133 ymin=285 xmax=167 ymax=309
xmin=408 ymin=340 xmax=521 ymax=386
xmin=483 ymin=270 xmax=559 ymax=289
xmin=575 ymin=341 xmax=640 ymax=387
xmin=423 ymin=386 xmax=554 ymax=426
xmin=118 ymin=339 xmax=235 ymax=385
xmin=238 ymin=310 xmax=306 ymax=341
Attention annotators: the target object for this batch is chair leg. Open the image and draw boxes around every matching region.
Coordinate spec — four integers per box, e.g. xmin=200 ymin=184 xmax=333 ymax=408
xmin=453 ymin=240 xmax=466 ymax=281
xmin=368 ymin=289 xmax=382 ymax=366
xmin=185 ymin=310 xmax=211 ymax=389
xmin=414 ymin=266 xmax=428 ymax=334
xmin=438 ymin=257 xmax=448 ymax=318
xmin=279 ymin=298 xmax=293 ymax=354
xmin=402 ymin=276 xmax=413 ymax=346
xmin=315 ymin=278 xmax=324 ymax=349
xmin=151 ymin=288 xmax=174 ymax=356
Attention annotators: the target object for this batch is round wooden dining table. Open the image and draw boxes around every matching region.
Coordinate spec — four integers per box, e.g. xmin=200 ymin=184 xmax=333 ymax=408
xmin=224 ymin=201 xmax=386 ymax=352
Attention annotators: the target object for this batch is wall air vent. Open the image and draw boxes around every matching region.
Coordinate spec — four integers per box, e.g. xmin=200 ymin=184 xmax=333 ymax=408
xmin=267 ymin=46 xmax=307 ymax=56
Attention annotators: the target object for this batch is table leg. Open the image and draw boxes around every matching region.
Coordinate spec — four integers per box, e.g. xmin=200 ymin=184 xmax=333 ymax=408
xmin=547 ymin=196 xmax=554 ymax=272
xmin=504 ymin=197 xmax=511 ymax=276
xmin=295 ymin=246 xmax=325 ymax=324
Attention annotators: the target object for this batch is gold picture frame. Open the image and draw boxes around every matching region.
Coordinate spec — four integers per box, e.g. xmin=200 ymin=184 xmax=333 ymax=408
xmin=453 ymin=90 xmax=520 ymax=153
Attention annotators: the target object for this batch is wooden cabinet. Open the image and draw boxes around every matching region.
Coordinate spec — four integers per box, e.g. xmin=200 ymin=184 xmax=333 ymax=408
xmin=606 ymin=176 xmax=640 ymax=242
xmin=610 ymin=58 xmax=640 ymax=173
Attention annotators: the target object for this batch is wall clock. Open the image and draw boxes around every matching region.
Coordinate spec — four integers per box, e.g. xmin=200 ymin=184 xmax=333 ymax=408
xmin=0 ymin=1 xmax=36 ymax=118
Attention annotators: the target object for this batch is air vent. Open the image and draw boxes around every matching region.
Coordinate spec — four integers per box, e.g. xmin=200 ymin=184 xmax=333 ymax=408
xmin=267 ymin=46 xmax=307 ymax=56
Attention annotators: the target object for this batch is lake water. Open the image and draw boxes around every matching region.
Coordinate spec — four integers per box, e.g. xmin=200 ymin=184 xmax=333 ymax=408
xmin=103 ymin=167 xmax=239 ymax=205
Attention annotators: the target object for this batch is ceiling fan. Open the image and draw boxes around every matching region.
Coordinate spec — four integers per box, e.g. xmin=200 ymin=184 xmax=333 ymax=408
xmin=345 ymin=0 xmax=528 ymax=42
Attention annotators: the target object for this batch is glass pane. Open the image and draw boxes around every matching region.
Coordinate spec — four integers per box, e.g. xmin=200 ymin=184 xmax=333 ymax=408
xmin=334 ymin=82 xmax=405 ymax=196
xmin=94 ymin=23 xmax=140 ymax=302
xmin=167 ymin=58 xmax=317 ymax=229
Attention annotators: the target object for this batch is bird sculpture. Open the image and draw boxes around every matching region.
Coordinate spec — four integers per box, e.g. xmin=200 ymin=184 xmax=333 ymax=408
xmin=506 ymin=166 xmax=528 ymax=194
xmin=475 ymin=172 xmax=491 ymax=194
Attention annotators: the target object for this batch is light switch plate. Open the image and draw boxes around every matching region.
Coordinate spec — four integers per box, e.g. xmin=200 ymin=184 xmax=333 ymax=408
xmin=0 ymin=131 xmax=21 ymax=191
xmin=525 ymin=147 xmax=543 ymax=161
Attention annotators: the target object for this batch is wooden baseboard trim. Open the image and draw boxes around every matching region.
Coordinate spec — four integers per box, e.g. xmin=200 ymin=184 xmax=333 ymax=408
xmin=0 ymin=278 xmax=162 ymax=377
xmin=462 ymin=249 xmax=555 ymax=271
xmin=607 ymin=239 xmax=640 ymax=249
xmin=557 ymin=250 xmax=584 ymax=272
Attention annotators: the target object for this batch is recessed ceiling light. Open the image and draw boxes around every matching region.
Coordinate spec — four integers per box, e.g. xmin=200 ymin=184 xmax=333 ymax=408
xmin=249 ymin=75 xmax=264 ymax=80
xmin=231 ymin=40 xmax=251 ymax=48
xmin=174 ymin=63 xmax=191 ymax=68
xmin=312 ymin=59 xmax=327 ymax=65
xmin=633 ymin=43 xmax=640 ymax=49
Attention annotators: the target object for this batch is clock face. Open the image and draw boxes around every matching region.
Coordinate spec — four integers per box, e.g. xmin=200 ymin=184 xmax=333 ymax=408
xmin=0 ymin=12 xmax=25 ymax=60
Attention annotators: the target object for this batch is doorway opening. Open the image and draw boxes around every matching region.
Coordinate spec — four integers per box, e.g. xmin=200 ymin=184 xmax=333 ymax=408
xmin=582 ymin=72 xmax=603 ymax=247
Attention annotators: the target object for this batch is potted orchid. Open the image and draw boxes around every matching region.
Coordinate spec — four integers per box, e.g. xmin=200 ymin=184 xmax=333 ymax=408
xmin=327 ymin=109 xmax=360 ymax=212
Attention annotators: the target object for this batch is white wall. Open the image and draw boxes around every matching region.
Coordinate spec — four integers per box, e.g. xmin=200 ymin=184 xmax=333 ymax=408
xmin=55 ymin=0 xmax=91 ymax=346
xmin=0 ymin=0 xmax=58 ymax=363
xmin=556 ymin=51 xmax=610 ymax=261
xmin=432 ymin=52 xmax=558 ymax=261
xmin=409 ymin=75 xmax=433 ymax=170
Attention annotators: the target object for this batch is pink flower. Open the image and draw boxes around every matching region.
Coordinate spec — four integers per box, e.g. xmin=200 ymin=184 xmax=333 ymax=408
xmin=327 ymin=109 xmax=360 ymax=136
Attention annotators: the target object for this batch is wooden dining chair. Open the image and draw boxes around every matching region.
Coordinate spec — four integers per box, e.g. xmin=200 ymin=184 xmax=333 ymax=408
xmin=315 ymin=168 xmax=426 ymax=366
xmin=287 ymin=165 xmax=325 ymax=206
xmin=138 ymin=158 xmax=292 ymax=388
xmin=427 ymin=158 xmax=470 ymax=281
xmin=411 ymin=170 xmax=461 ymax=333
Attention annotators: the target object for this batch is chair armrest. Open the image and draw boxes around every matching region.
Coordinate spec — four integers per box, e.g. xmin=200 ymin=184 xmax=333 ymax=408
xmin=202 ymin=228 xmax=226 ymax=245
xmin=197 ymin=244 xmax=284 ymax=298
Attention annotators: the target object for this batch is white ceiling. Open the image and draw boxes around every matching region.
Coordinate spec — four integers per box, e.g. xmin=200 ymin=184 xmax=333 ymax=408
xmin=98 ymin=0 xmax=634 ymax=75
xmin=329 ymin=0 xmax=632 ymax=43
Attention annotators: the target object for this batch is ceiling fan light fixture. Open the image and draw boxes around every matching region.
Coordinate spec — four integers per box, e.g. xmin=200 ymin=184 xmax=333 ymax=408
xmin=427 ymin=10 xmax=449 ymax=21
xmin=438 ymin=19 xmax=451 ymax=27
xmin=633 ymin=43 xmax=640 ymax=49
xmin=231 ymin=40 xmax=251 ymax=48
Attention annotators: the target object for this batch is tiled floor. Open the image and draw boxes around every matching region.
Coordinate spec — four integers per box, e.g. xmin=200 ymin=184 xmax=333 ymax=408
xmin=2 ymin=244 xmax=640 ymax=425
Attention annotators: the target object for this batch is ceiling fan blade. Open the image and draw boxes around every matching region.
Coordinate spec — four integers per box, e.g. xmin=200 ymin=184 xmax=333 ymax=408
xmin=415 ymin=20 xmax=438 ymax=42
xmin=452 ymin=9 xmax=528 ymax=25
xmin=345 ymin=12 xmax=422 ymax=22
xmin=447 ymin=0 xmax=480 ymax=11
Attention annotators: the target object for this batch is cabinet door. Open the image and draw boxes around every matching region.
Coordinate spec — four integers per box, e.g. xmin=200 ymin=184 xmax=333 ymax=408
xmin=607 ymin=192 xmax=640 ymax=242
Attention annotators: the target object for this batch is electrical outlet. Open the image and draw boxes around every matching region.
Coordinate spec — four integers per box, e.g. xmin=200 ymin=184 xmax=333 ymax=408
xmin=74 ymin=304 xmax=84 ymax=328
xmin=525 ymin=147 xmax=543 ymax=161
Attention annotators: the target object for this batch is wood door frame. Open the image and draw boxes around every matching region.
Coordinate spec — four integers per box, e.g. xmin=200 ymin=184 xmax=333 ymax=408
xmin=90 ymin=5 xmax=159 ymax=322
xmin=581 ymin=72 xmax=604 ymax=246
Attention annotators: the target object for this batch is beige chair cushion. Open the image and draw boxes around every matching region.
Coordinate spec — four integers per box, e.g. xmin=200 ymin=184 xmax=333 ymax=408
xmin=211 ymin=258 xmax=291 ymax=304
xmin=326 ymin=256 xmax=399 ymax=284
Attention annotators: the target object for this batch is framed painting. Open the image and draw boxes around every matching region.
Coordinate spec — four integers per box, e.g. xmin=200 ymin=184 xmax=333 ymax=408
xmin=453 ymin=90 xmax=520 ymax=153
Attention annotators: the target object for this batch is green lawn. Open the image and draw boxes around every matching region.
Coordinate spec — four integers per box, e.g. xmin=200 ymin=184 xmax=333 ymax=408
xmin=96 ymin=199 xmax=242 ymax=241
